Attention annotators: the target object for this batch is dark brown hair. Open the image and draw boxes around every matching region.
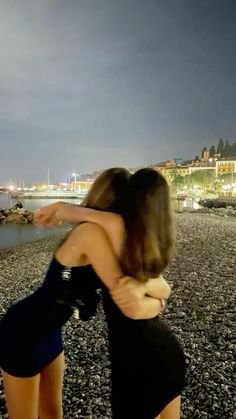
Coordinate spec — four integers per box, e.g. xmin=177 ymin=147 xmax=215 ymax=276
xmin=81 ymin=167 xmax=131 ymax=213
xmin=120 ymin=168 xmax=175 ymax=281
xmin=56 ymin=168 xmax=130 ymax=252
xmin=61 ymin=167 xmax=174 ymax=282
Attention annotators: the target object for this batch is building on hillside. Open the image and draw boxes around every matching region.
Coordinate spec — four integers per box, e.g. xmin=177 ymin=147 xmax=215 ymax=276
xmin=216 ymin=159 xmax=236 ymax=175
xmin=165 ymin=160 xmax=177 ymax=168
xmin=173 ymin=166 xmax=189 ymax=177
xmin=153 ymin=160 xmax=176 ymax=172
xmin=191 ymin=158 xmax=216 ymax=167
xmin=153 ymin=165 xmax=189 ymax=183
xmin=202 ymin=147 xmax=210 ymax=161
xmin=188 ymin=166 xmax=216 ymax=175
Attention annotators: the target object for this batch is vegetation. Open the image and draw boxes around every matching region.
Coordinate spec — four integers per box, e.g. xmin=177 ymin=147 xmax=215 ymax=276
xmin=211 ymin=139 xmax=236 ymax=158
xmin=171 ymin=170 xmax=215 ymax=193
xmin=170 ymin=170 xmax=235 ymax=196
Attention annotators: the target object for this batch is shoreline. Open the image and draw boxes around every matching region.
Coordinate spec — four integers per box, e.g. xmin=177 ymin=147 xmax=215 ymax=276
xmin=0 ymin=209 xmax=235 ymax=252
xmin=0 ymin=213 xmax=235 ymax=418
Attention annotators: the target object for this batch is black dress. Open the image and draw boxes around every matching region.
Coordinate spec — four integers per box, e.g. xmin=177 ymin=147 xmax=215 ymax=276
xmin=0 ymin=260 xmax=185 ymax=418
xmin=102 ymin=287 xmax=186 ymax=419
xmin=0 ymin=259 xmax=100 ymax=377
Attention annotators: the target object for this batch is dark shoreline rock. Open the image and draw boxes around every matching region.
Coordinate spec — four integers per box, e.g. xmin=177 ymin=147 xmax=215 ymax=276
xmin=0 ymin=208 xmax=34 ymax=224
xmin=198 ymin=198 xmax=236 ymax=209
xmin=177 ymin=206 xmax=236 ymax=217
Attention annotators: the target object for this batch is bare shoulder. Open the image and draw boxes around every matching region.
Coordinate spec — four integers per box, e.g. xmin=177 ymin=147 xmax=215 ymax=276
xmin=73 ymin=221 xmax=106 ymax=238
xmin=73 ymin=216 xmax=124 ymax=256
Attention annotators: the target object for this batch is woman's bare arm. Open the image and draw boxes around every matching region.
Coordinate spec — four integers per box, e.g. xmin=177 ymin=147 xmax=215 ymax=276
xmin=35 ymin=202 xmax=171 ymax=318
xmin=109 ymin=275 xmax=171 ymax=305
xmin=74 ymin=222 xmax=167 ymax=319
xmin=34 ymin=201 xmax=121 ymax=230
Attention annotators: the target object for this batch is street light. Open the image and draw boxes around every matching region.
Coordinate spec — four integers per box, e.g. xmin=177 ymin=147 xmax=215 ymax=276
xmin=72 ymin=173 xmax=80 ymax=192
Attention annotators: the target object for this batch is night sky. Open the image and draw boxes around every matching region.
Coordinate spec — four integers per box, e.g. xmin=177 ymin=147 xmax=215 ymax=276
xmin=0 ymin=0 xmax=236 ymax=186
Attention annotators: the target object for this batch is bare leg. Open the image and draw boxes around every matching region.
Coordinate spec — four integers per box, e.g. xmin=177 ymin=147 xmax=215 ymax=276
xmin=1 ymin=369 xmax=40 ymax=419
xmin=155 ymin=395 xmax=181 ymax=419
xmin=38 ymin=352 xmax=64 ymax=419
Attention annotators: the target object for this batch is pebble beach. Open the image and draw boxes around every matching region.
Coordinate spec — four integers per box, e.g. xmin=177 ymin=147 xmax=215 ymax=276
xmin=0 ymin=213 xmax=235 ymax=418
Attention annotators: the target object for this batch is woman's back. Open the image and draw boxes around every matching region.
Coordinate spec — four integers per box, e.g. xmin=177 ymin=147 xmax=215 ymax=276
xmin=54 ymin=218 xmax=125 ymax=268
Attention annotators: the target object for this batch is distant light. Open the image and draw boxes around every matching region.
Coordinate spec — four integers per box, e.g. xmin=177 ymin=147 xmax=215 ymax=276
xmin=9 ymin=185 xmax=14 ymax=191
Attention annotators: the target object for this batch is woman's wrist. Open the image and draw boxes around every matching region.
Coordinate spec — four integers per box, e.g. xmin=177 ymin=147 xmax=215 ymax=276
xmin=159 ymin=298 xmax=166 ymax=314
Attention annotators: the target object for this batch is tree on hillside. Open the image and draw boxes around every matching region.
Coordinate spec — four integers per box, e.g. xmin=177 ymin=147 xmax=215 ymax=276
xmin=216 ymin=138 xmax=224 ymax=156
xmin=173 ymin=158 xmax=183 ymax=165
xmin=224 ymin=140 xmax=231 ymax=157
xmin=229 ymin=142 xmax=236 ymax=157
xmin=209 ymin=145 xmax=216 ymax=157
xmin=170 ymin=175 xmax=185 ymax=191
xmin=175 ymin=171 xmax=216 ymax=192
xmin=219 ymin=173 xmax=234 ymax=183
xmin=191 ymin=170 xmax=215 ymax=188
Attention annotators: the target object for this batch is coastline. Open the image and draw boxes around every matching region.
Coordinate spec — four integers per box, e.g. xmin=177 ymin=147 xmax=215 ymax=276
xmin=0 ymin=213 xmax=235 ymax=418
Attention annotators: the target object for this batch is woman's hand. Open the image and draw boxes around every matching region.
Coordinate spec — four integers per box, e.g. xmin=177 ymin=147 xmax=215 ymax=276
xmin=34 ymin=201 xmax=65 ymax=227
xmin=110 ymin=276 xmax=146 ymax=306
xmin=110 ymin=275 xmax=170 ymax=319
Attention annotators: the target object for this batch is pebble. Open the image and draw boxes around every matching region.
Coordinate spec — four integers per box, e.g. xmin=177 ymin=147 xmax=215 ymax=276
xmin=0 ymin=213 xmax=235 ymax=418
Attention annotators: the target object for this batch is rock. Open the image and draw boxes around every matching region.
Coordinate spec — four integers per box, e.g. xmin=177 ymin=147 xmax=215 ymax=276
xmin=3 ymin=209 xmax=10 ymax=216
xmin=0 ymin=208 xmax=34 ymax=223
xmin=4 ymin=214 xmax=28 ymax=224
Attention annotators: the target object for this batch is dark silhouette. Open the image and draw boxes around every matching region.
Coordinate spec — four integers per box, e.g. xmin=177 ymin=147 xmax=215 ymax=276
xmin=14 ymin=201 xmax=23 ymax=209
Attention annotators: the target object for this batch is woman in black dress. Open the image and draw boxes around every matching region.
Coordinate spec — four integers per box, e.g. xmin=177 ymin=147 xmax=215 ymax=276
xmin=103 ymin=168 xmax=186 ymax=419
xmin=1 ymin=168 xmax=171 ymax=419
xmin=36 ymin=167 xmax=186 ymax=419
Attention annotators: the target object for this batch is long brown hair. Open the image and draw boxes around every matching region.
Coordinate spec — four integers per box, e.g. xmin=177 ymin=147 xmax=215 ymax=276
xmin=55 ymin=168 xmax=130 ymax=252
xmin=61 ymin=167 xmax=174 ymax=282
xmin=81 ymin=167 xmax=131 ymax=213
xmin=120 ymin=168 xmax=175 ymax=281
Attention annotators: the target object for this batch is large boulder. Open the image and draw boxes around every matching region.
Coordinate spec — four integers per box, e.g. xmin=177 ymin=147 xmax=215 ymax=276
xmin=4 ymin=214 xmax=28 ymax=224
xmin=0 ymin=208 xmax=34 ymax=223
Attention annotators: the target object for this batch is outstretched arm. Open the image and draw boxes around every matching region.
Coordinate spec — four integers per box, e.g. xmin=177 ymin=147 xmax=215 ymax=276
xmin=34 ymin=201 xmax=122 ymax=231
